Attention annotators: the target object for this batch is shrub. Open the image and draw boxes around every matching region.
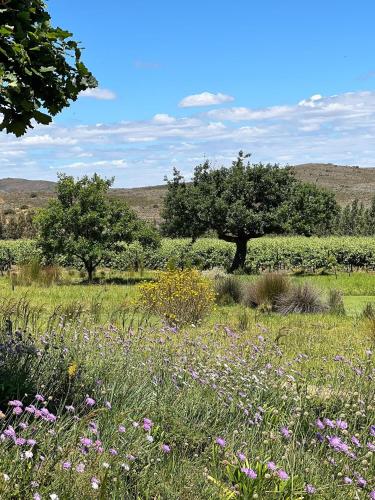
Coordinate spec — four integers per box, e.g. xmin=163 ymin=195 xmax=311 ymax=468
xmin=138 ymin=269 xmax=215 ymax=325
xmin=215 ymin=276 xmax=242 ymax=305
xmin=328 ymin=289 xmax=345 ymax=315
xmin=241 ymin=273 xmax=290 ymax=309
xmin=361 ymin=302 xmax=375 ymax=319
xmin=276 ymin=283 xmax=327 ymax=314
xmin=11 ymin=259 xmax=61 ymax=287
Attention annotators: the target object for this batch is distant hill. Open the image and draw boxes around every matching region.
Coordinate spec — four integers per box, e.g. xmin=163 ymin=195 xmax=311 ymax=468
xmin=0 ymin=163 xmax=374 ymax=222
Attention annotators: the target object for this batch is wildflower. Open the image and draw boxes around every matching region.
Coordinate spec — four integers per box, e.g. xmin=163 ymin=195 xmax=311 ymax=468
xmin=105 ymin=401 xmax=112 ymax=409
xmin=8 ymin=400 xmax=23 ymax=408
xmin=323 ymin=418 xmax=335 ymax=428
xmin=91 ymin=477 xmax=100 ymax=490
xmin=15 ymin=437 xmax=26 ymax=446
xmin=215 ymin=437 xmax=226 ymax=447
xmin=315 ymin=418 xmax=324 ymax=430
xmin=109 ymin=448 xmax=118 ymax=456
xmin=162 ymin=444 xmax=171 ymax=454
xmin=4 ymin=426 xmax=16 ymax=438
xmin=237 ymin=452 xmax=246 ymax=461
xmin=118 ymin=425 xmax=126 ymax=433
xmin=305 ymin=484 xmax=316 ymax=494
xmin=13 ymin=407 xmax=23 ymax=416
xmin=146 ymin=435 xmax=154 ymax=443
xmin=335 ymin=420 xmax=348 ymax=430
xmin=19 ymin=422 xmax=28 ymax=430
xmin=102 ymin=462 xmax=110 ymax=469
xmin=241 ymin=468 xmax=257 ymax=479
xmin=343 ymin=477 xmax=352 ymax=484
xmin=62 ymin=461 xmax=71 ymax=470
xmin=50 ymin=495 xmax=59 ymax=500
xmin=143 ymin=418 xmax=153 ymax=431
xmin=31 ymin=481 xmax=39 ymax=488
xmin=3 ymin=473 xmax=10 ymax=481
xmin=351 ymin=436 xmax=361 ymax=447
xmin=121 ymin=463 xmax=130 ymax=471
xmin=370 ymin=491 xmax=375 ymax=499
xmin=367 ymin=442 xmax=375 ymax=451
xmin=277 ymin=470 xmax=289 ymax=480
xmin=76 ymin=463 xmax=85 ymax=473
xmin=85 ymin=396 xmax=96 ymax=407
xmin=65 ymin=405 xmax=75 ymax=412
xmin=35 ymin=394 xmax=45 ymax=402
xmin=89 ymin=422 xmax=98 ymax=434
xmin=24 ymin=450 xmax=33 ymax=459
xmin=370 ymin=425 xmax=375 ymax=437
xmin=33 ymin=495 xmax=41 ymax=500
xmin=80 ymin=437 xmax=92 ymax=447
xmin=327 ymin=436 xmax=349 ymax=454
xmin=357 ymin=477 xmax=367 ymax=488
xmin=280 ymin=426 xmax=291 ymax=439
xmin=267 ymin=461 xmax=277 ymax=471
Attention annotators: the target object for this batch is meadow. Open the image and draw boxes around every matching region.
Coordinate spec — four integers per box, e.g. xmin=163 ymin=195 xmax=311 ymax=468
xmin=0 ymin=263 xmax=374 ymax=499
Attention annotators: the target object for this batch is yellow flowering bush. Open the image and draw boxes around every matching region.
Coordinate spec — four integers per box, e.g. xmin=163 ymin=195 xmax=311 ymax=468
xmin=138 ymin=269 xmax=215 ymax=325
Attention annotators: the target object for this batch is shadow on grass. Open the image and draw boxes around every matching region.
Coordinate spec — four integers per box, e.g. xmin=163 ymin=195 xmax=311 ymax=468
xmin=74 ymin=276 xmax=155 ymax=286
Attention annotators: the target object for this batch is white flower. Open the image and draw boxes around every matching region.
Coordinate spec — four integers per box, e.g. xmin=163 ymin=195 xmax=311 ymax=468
xmin=25 ymin=450 xmax=33 ymax=459
xmin=50 ymin=494 xmax=59 ymax=500
xmin=102 ymin=462 xmax=110 ymax=469
xmin=121 ymin=463 xmax=130 ymax=471
xmin=3 ymin=473 xmax=10 ymax=481
xmin=146 ymin=435 xmax=154 ymax=443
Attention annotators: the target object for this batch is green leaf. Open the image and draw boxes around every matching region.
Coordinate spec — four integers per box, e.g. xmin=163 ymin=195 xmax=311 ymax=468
xmin=34 ymin=111 xmax=52 ymax=125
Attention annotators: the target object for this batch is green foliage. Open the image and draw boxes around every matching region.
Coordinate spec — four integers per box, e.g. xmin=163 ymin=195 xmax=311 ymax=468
xmin=162 ymin=152 xmax=340 ymax=271
xmin=214 ymin=275 xmax=242 ymax=305
xmin=35 ymin=174 xmax=159 ymax=281
xmin=0 ymin=0 xmax=96 ymax=136
xmin=327 ymin=289 xmax=346 ymax=315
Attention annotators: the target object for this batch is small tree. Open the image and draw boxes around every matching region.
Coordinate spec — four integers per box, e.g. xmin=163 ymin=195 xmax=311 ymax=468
xmin=162 ymin=152 xmax=339 ymax=272
xmin=0 ymin=0 xmax=96 ymax=136
xmin=36 ymin=173 xmax=159 ymax=281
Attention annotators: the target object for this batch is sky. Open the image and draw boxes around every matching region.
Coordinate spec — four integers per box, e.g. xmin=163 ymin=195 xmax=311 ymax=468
xmin=2 ymin=0 xmax=375 ymax=186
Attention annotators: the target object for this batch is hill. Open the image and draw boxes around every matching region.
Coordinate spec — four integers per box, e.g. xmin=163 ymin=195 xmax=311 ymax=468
xmin=0 ymin=163 xmax=374 ymax=222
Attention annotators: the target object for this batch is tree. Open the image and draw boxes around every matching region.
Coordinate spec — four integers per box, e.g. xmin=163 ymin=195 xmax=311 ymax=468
xmin=280 ymin=183 xmax=339 ymax=236
xmin=0 ymin=0 xmax=96 ymax=136
xmin=162 ymin=152 xmax=340 ymax=272
xmin=35 ymin=173 xmax=159 ymax=281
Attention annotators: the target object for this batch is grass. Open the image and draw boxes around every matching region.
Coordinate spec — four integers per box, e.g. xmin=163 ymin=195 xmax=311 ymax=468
xmin=0 ymin=269 xmax=374 ymax=498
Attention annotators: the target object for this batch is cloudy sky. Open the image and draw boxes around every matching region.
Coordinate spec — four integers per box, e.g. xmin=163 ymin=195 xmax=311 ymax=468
xmin=2 ymin=0 xmax=375 ymax=186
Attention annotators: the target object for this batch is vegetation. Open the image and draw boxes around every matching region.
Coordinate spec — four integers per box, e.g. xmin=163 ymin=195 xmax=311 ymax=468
xmin=35 ymin=174 xmax=159 ymax=281
xmin=138 ymin=268 xmax=215 ymax=325
xmin=162 ymin=152 xmax=338 ymax=271
xmin=0 ymin=0 xmax=96 ymax=136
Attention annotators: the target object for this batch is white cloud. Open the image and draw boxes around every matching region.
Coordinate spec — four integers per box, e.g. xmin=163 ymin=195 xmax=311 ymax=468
xmin=179 ymin=91 xmax=234 ymax=108
xmin=2 ymin=90 xmax=375 ymax=186
xmin=80 ymin=88 xmax=117 ymax=100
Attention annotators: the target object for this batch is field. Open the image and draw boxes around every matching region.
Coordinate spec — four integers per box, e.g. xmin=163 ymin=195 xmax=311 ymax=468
xmin=0 ymin=265 xmax=375 ymax=498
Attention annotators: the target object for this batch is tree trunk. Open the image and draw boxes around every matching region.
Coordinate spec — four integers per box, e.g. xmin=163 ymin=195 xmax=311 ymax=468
xmin=230 ymin=238 xmax=248 ymax=273
xmin=86 ymin=261 xmax=94 ymax=282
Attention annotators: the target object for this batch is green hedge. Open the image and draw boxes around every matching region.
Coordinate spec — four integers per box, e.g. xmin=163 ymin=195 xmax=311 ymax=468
xmin=2 ymin=236 xmax=375 ymax=273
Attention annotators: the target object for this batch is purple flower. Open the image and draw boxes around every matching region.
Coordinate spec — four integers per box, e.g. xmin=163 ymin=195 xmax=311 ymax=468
xmin=62 ymin=461 xmax=71 ymax=470
xmin=215 ymin=437 xmax=226 ymax=447
xmin=80 ymin=437 xmax=92 ymax=447
xmin=241 ymin=468 xmax=257 ymax=479
xmin=91 ymin=477 xmax=100 ymax=490
xmin=370 ymin=425 xmax=375 ymax=437
xmin=357 ymin=477 xmax=367 ymax=488
xmin=280 ymin=426 xmax=291 ymax=439
xmin=85 ymin=396 xmax=96 ymax=407
xmin=369 ymin=491 xmax=375 ymax=500
xmin=118 ymin=425 xmax=126 ymax=433
xmin=267 ymin=461 xmax=277 ymax=471
xmin=4 ymin=426 xmax=16 ymax=438
xmin=162 ymin=444 xmax=171 ymax=454
xmin=305 ymin=484 xmax=316 ymax=495
xmin=8 ymin=400 xmax=23 ymax=407
xmin=27 ymin=439 xmax=37 ymax=447
xmin=327 ymin=436 xmax=349 ymax=454
xmin=65 ymin=405 xmax=75 ymax=412
xmin=143 ymin=418 xmax=153 ymax=431
xmin=323 ymin=418 xmax=335 ymax=428
xmin=76 ymin=463 xmax=85 ymax=473
xmin=237 ymin=452 xmax=246 ymax=461
xmin=315 ymin=418 xmax=325 ymax=430
xmin=351 ymin=436 xmax=361 ymax=447
xmin=367 ymin=442 xmax=375 ymax=451
xmin=335 ymin=420 xmax=348 ymax=430
xmin=89 ymin=422 xmax=98 ymax=434
xmin=35 ymin=394 xmax=45 ymax=402
xmin=343 ymin=477 xmax=352 ymax=484
xmin=13 ymin=407 xmax=23 ymax=416
xmin=277 ymin=470 xmax=289 ymax=480
xmin=15 ymin=437 xmax=26 ymax=446
xmin=105 ymin=401 xmax=112 ymax=409
xmin=109 ymin=448 xmax=118 ymax=456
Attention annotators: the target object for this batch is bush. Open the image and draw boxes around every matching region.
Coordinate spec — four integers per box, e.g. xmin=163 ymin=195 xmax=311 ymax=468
xmin=138 ymin=269 xmax=215 ymax=325
xmin=276 ymin=283 xmax=327 ymax=314
xmin=11 ymin=259 xmax=61 ymax=287
xmin=361 ymin=302 xmax=375 ymax=319
xmin=215 ymin=276 xmax=242 ymax=305
xmin=241 ymin=273 xmax=290 ymax=309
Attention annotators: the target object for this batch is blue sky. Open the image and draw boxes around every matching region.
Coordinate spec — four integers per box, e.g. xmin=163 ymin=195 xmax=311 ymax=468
xmin=2 ymin=0 xmax=375 ymax=186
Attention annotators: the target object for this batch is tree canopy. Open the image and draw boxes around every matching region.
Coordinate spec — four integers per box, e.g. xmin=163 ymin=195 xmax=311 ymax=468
xmin=0 ymin=0 xmax=96 ymax=136
xmin=35 ymin=173 xmax=160 ymax=281
xmin=162 ymin=152 xmax=339 ymax=272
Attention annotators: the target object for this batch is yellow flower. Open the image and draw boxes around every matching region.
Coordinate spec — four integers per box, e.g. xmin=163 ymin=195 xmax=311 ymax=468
xmin=68 ymin=362 xmax=78 ymax=378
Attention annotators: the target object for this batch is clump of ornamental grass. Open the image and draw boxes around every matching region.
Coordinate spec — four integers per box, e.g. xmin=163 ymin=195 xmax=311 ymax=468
xmin=327 ymin=288 xmax=346 ymax=315
xmin=10 ymin=258 xmax=61 ymax=287
xmin=276 ymin=283 xmax=327 ymax=314
xmin=138 ymin=268 xmax=215 ymax=325
xmin=241 ymin=273 xmax=290 ymax=310
xmin=215 ymin=275 xmax=242 ymax=305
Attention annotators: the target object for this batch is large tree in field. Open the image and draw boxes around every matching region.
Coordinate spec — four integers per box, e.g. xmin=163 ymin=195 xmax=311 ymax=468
xmin=162 ymin=152 xmax=339 ymax=272
xmin=36 ymin=174 xmax=159 ymax=281
xmin=0 ymin=0 xmax=96 ymax=136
